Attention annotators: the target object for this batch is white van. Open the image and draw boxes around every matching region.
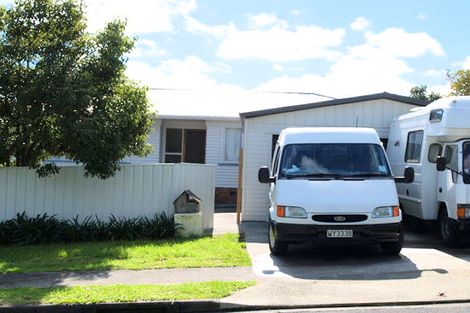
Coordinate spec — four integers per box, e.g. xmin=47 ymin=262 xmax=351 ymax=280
xmin=387 ymin=96 xmax=470 ymax=246
xmin=258 ymin=127 xmax=413 ymax=255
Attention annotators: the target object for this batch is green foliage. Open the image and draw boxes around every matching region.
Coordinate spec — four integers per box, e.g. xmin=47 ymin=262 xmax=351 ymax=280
xmin=409 ymin=85 xmax=442 ymax=102
xmin=0 ymin=0 xmax=155 ymax=178
xmin=0 ymin=211 xmax=177 ymax=245
xmin=448 ymin=69 xmax=470 ymax=96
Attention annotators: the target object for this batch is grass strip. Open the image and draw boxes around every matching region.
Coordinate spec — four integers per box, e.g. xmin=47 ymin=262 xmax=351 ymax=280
xmin=0 ymin=281 xmax=256 ymax=305
xmin=0 ymin=233 xmax=251 ymax=273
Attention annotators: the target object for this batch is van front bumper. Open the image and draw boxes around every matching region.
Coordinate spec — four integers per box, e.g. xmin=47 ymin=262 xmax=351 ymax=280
xmin=271 ymin=222 xmax=402 ymax=244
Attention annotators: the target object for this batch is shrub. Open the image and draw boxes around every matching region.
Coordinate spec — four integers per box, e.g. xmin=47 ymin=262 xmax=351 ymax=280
xmin=0 ymin=211 xmax=178 ymax=245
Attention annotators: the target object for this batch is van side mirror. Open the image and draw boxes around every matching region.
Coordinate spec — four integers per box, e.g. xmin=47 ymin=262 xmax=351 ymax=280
xmin=394 ymin=166 xmax=414 ymax=184
xmin=258 ymin=166 xmax=275 ymax=184
xmin=436 ymin=156 xmax=446 ymax=171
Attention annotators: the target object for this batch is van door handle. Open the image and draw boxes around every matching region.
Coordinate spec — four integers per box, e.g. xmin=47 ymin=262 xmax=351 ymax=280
xmin=406 ymin=190 xmax=409 ymax=196
xmin=439 ymin=187 xmax=442 ymax=193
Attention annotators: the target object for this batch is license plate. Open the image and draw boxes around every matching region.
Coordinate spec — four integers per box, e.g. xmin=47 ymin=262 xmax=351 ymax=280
xmin=327 ymin=229 xmax=353 ymax=238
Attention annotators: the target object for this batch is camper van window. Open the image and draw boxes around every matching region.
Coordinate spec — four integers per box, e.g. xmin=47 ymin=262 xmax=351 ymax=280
xmin=405 ymin=130 xmax=424 ymax=163
xmin=279 ymin=144 xmax=391 ymax=179
xmin=464 ymin=142 xmax=470 ymax=184
xmin=429 ymin=109 xmax=444 ymax=123
xmin=444 ymin=145 xmax=459 ymax=183
xmin=428 ymin=143 xmax=442 ymax=163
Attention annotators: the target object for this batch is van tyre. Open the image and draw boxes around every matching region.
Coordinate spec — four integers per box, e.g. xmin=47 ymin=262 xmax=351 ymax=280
xmin=268 ymin=224 xmax=288 ymax=256
xmin=439 ymin=209 xmax=458 ymax=247
xmin=381 ymin=226 xmax=404 ymax=256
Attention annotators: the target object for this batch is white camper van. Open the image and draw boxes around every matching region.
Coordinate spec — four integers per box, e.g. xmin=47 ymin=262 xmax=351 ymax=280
xmin=258 ymin=127 xmax=413 ymax=255
xmin=387 ymin=96 xmax=470 ymax=245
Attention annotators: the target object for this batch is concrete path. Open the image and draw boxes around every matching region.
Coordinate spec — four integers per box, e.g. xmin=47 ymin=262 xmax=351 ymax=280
xmin=223 ymin=221 xmax=470 ymax=307
xmin=212 ymin=212 xmax=239 ymax=235
xmin=0 ymin=267 xmax=255 ymax=288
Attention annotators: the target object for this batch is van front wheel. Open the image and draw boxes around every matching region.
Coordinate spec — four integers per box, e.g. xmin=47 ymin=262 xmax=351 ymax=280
xmin=381 ymin=227 xmax=404 ymax=256
xmin=439 ymin=209 xmax=458 ymax=247
xmin=268 ymin=224 xmax=288 ymax=256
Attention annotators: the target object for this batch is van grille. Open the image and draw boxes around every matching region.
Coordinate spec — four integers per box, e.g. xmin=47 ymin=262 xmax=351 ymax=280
xmin=312 ymin=214 xmax=368 ymax=223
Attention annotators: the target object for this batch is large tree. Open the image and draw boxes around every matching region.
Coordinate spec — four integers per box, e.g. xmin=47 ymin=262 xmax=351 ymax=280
xmin=0 ymin=0 xmax=154 ymax=178
xmin=448 ymin=69 xmax=470 ymax=96
xmin=409 ymin=85 xmax=441 ymax=102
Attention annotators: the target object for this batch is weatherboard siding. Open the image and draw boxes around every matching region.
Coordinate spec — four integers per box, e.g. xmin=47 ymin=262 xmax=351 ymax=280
xmin=241 ymin=99 xmax=421 ymax=221
xmin=205 ymin=120 xmax=241 ymax=188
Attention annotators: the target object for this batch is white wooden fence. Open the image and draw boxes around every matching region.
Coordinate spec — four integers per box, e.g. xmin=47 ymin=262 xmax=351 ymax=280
xmin=0 ymin=163 xmax=216 ymax=231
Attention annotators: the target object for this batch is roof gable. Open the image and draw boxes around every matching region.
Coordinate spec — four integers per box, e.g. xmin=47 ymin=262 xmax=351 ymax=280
xmin=240 ymin=92 xmax=430 ymax=119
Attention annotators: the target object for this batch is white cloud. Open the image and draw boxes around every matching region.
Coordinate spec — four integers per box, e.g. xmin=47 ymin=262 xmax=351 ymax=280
xmin=364 ymin=28 xmax=444 ymax=57
xmin=129 ymin=39 xmax=167 ymax=59
xmin=217 ymin=25 xmax=345 ymax=62
xmin=248 ymin=13 xmax=288 ymax=29
xmin=290 ymin=10 xmax=301 ymax=16
xmin=272 ymin=64 xmax=285 ymax=72
xmin=424 ymin=69 xmax=446 ymax=77
xmin=350 ymin=17 xmax=370 ymax=31
xmin=186 ymin=14 xmax=345 ymax=62
xmin=463 ymin=56 xmax=470 ymax=69
xmin=256 ymin=28 xmax=445 ymax=98
xmin=418 ymin=13 xmax=428 ymax=20
xmin=126 ymin=56 xmax=235 ymax=90
xmin=428 ymin=84 xmax=451 ymax=96
xmin=85 ymin=0 xmax=196 ymax=34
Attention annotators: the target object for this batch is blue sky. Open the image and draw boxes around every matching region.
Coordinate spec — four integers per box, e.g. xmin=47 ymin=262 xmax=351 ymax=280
xmin=3 ymin=0 xmax=470 ymax=116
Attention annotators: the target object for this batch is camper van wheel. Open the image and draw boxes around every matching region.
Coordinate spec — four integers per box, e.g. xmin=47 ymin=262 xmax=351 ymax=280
xmin=439 ymin=209 xmax=458 ymax=247
xmin=381 ymin=227 xmax=404 ymax=256
xmin=268 ymin=224 xmax=288 ymax=255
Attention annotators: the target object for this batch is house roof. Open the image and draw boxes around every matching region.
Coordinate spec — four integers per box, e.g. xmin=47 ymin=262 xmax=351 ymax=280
xmin=239 ymin=92 xmax=430 ymax=119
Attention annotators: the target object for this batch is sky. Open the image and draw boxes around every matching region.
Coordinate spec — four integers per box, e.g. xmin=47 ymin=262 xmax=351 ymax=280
xmin=4 ymin=0 xmax=470 ymax=117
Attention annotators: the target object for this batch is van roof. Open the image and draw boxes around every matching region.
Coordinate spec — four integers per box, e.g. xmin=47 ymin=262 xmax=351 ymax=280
xmin=278 ymin=127 xmax=381 ymax=145
xmin=398 ymin=96 xmax=470 ymax=121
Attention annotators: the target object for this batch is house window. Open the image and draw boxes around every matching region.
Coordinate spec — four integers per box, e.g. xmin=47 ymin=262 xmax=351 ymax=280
xmin=405 ymin=130 xmax=424 ymax=163
xmin=165 ymin=128 xmax=182 ymax=163
xmin=224 ymin=128 xmax=241 ymax=162
xmin=165 ymin=128 xmax=206 ymax=164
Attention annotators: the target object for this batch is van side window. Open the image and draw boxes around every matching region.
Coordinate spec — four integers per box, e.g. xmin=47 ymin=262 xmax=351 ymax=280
xmin=271 ymin=146 xmax=280 ymax=176
xmin=405 ymin=130 xmax=424 ymax=163
xmin=428 ymin=143 xmax=442 ymax=163
xmin=444 ymin=145 xmax=459 ymax=183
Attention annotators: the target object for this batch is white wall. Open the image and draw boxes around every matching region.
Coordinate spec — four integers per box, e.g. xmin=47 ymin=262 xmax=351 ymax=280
xmin=123 ymin=119 xmax=162 ymax=164
xmin=0 ymin=163 xmax=216 ymax=231
xmin=241 ymin=99 xmax=421 ymax=221
xmin=205 ymin=120 xmax=241 ymax=188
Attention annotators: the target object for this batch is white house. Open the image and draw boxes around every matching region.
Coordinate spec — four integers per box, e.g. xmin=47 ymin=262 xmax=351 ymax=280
xmin=238 ymin=92 xmax=430 ymax=221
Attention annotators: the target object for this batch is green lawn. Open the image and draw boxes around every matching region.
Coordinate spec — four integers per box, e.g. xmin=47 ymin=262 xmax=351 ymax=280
xmin=0 ymin=234 xmax=251 ymax=273
xmin=0 ymin=281 xmax=256 ymax=305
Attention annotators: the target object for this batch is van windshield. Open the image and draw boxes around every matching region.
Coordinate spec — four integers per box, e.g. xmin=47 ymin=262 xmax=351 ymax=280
xmin=279 ymin=143 xmax=391 ymax=179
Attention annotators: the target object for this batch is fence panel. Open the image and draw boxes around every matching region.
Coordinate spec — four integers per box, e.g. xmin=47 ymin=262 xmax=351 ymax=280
xmin=0 ymin=164 xmax=216 ymax=231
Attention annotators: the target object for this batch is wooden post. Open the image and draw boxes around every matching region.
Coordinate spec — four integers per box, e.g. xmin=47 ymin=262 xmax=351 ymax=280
xmin=236 ymin=148 xmax=244 ymax=224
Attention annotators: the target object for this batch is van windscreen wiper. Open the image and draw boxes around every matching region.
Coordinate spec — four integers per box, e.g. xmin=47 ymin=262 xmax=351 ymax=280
xmin=341 ymin=173 xmax=389 ymax=178
xmin=285 ymin=173 xmax=342 ymax=180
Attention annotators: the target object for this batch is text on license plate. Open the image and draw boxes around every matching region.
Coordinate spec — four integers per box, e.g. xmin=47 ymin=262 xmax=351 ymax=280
xmin=327 ymin=229 xmax=353 ymax=238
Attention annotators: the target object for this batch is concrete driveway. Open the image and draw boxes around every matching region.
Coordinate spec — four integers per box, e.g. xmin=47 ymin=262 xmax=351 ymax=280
xmin=223 ymin=220 xmax=470 ymax=308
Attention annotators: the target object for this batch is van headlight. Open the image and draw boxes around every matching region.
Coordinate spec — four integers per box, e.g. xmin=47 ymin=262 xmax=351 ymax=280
xmin=372 ymin=206 xmax=400 ymax=218
xmin=277 ymin=206 xmax=307 ymax=218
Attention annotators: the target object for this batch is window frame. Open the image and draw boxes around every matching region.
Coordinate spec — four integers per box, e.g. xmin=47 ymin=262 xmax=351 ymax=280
xmin=222 ymin=127 xmax=241 ymax=164
xmin=404 ymin=130 xmax=424 ymax=163
xmin=164 ymin=128 xmax=184 ymax=163
xmin=427 ymin=143 xmax=442 ymax=163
